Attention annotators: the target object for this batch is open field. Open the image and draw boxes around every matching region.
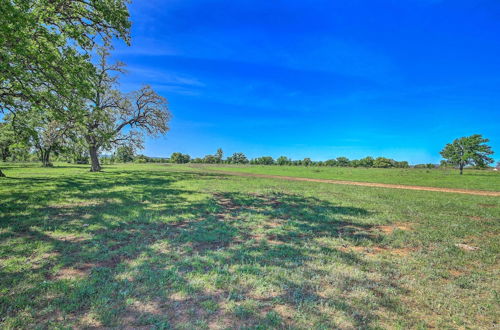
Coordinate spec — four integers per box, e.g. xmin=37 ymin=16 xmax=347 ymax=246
xmin=209 ymin=165 xmax=500 ymax=191
xmin=1 ymin=163 xmax=499 ymax=329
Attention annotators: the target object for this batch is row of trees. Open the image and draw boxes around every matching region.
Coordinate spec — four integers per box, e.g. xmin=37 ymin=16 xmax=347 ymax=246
xmin=1 ymin=135 xmax=496 ymax=173
xmin=168 ymin=150 xmax=411 ymax=168
xmin=0 ymin=1 xmax=172 ymax=176
xmin=170 ymin=135 xmax=497 ymax=173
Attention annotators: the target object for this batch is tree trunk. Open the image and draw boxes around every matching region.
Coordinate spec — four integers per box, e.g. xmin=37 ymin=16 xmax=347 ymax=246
xmin=0 ymin=169 xmax=5 ymax=177
xmin=1 ymin=148 xmax=8 ymax=162
xmin=89 ymin=145 xmax=101 ymax=172
xmin=41 ymin=150 xmax=52 ymax=167
xmin=459 ymin=163 xmax=463 ymax=175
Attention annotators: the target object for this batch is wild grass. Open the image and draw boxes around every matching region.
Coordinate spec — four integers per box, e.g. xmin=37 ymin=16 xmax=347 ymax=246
xmin=0 ymin=163 xmax=498 ymax=328
xmin=208 ymin=164 xmax=500 ymax=191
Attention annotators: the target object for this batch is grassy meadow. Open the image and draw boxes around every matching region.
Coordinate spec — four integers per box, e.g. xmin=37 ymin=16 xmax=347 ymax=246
xmin=209 ymin=165 xmax=500 ymax=191
xmin=0 ymin=163 xmax=499 ymax=329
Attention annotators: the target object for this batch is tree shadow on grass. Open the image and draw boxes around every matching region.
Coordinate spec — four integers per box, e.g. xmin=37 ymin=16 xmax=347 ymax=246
xmin=0 ymin=170 xmax=411 ymax=329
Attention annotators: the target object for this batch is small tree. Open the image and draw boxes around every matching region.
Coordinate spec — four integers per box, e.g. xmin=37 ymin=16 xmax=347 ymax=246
xmin=394 ymin=161 xmax=409 ymax=168
xmin=440 ymin=134 xmax=494 ymax=175
xmin=373 ymin=157 xmax=394 ymax=168
xmin=203 ymin=154 xmax=218 ymax=164
xmin=228 ymin=152 xmax=248 ymax=164
xmin=215 ymin=148 xmax=224 ymax=163
xmin=336 ymin=157 xmax=351 ymax=167
xmin=325 ymin=159 xmax=337 ymax=167
xmin=276 ymin=156 xmax=291 ymax=166
xmin=358 ymin=156 xmax=374 ymax=168
xmin=170 ymin=152 xmax=190 ymax=164
xmin=115 ymin=146 xmax=135 ymax=163
xmin=253 ymin=156 xmax=275 ymax=165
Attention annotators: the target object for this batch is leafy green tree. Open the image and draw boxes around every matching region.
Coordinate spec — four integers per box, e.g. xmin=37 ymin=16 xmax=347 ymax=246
xmin=440 ymin=134 xmax=494 ymax=174
xmin=0 ymin=0 xmax=130 ymax=115
xmin=0 ymin=121 xmax=17 ymax=176
xmin=394 ymin=161 xmax=409 ymax=168
xmin=215 ymin=148 xmax=224 ymax=163
xmin=336 ymin=157 xmax=350 ymax=167
xmin=228 ymin=152 xmax=248 ymax=164
xmin=358 ymin=156 xmax=374 ymax=168
xmin=203 ymin=154 xmax=218 ymax=164
xmin=252 ymin=156 xmax=275 ymax=165
xmin=0 ymin=121 xmax=16 ymax=162
xmin=302 ymin=158 xmax=312 ymax=166
xmin=170 ymin=152 xmax=190 ymax=164
xmin=115 ymin=146 xmax=135 ymax=163
xmin=373 ymin=157 xmax=394 ymax=168
xmin=276 ymin=156 xmax=291 ymax=166
xmin=18 ymin=108 xmax=74 ymax=167
xmin=324 ymin=159 xmax=337 ymax=167
xmin=81 ymin=50 xmax=172 ymax=172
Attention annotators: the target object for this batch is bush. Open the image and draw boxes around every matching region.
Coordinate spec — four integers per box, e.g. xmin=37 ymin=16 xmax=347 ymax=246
xmin=276 ymin=156 xmax=291 ymax=166
xmin=170 ymin=152 xmax=191 ymax=164
xmin=228 ymin=152 xmax=248 ymax=164
xmin=251 ymin=156 xmax=275 ymax=165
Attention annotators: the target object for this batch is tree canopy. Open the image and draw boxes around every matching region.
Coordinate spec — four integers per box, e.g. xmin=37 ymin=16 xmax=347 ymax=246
xmin=440 ymin=134 xmax=494 ymax=174
xmin=0 ymin=0 xmax=131 ymax=113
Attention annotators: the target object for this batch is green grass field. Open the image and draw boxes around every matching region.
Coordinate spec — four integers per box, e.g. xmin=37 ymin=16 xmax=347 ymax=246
xmin=1 ymin=163 xmax=499 ymax=329
xmin=209 ymin=165 xmax=500 ymax=191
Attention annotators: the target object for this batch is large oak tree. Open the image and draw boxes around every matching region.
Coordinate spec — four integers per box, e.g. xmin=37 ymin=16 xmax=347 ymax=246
xmin=0 ymin=0 xmax=131 ymax=177
xmin=82 ymin=51 xmax=171 ymax=172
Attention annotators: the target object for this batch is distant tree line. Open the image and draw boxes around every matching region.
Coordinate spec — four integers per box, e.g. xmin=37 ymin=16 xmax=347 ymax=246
xmin=171 ymin=150 xmax=413 ymax=168
xmin=3 ymin=142 xmax=495 ymax=173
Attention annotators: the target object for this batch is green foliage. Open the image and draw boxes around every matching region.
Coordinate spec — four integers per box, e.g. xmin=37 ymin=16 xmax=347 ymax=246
xmin=276 ymin=156 xmax=292 ymax=165
xmin=170 ymin=152 xmax=190 ymax=164
xmin=414 ymin=163 xmax=436 ymax=169
xmin=440 ymin=134 xmax=494 ymax=174
xmin=336 ymin=157 xmax=350 ymax=167
xmin=203 ymin=154 xmax=218 ymax=164
xmin=215 ymin=148 xmax=224 ymax=163
xmin=228 ymin=152 xmax=248 ymax=164
xmin=324 ymin=159 xmax=337 ymax=166
xmin=0 ymin=0 xmax=131 ymax=114
xmin=251 ymin=156 xmax=275 ymax=165
xmin=114 ymin=146 xmax=135 ymax=163
xmin=359 ymin=156 xmax=375 ymax=167
xmin=373 ymin=157 xmax=395 ymax=168
xmin=0 ymin=121 xmax=16 ymax=161
xmin=394 ymin=161 xmax=410 ymax=168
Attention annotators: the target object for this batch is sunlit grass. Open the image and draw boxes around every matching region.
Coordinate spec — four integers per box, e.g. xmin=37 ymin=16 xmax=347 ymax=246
xmin=208 ymin=164 xmax=500 ymax=191
xmin=0 ymin=163 xmax=498 ymax=328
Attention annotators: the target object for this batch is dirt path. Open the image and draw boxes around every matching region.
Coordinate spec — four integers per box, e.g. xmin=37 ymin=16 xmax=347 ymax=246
xmin=209 ymin=170 xmax=500 ymax=197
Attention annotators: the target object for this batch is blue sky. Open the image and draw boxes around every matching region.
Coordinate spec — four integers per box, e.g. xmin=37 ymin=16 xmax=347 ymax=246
xmin=112 ymin=0 xmax=500 ymax=164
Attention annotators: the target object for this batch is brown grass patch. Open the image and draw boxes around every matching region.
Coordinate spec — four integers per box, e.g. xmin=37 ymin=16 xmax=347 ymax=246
xmin=54 ymin=263 xmax=95 ymax=280
xmin=478 ymin=203 xmax=496 ymax=208
xmin=376 ymin=223 xmax=413 ymax=234
xmin=340 ymin=245 xmax=414 ymax=257
xmin=449 ymin=269 xmax=465 ymax=277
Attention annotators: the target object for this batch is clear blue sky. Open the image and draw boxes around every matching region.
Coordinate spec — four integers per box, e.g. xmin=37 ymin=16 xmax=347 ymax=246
xmin=112 ymin=0 xmax=500 ymax=164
